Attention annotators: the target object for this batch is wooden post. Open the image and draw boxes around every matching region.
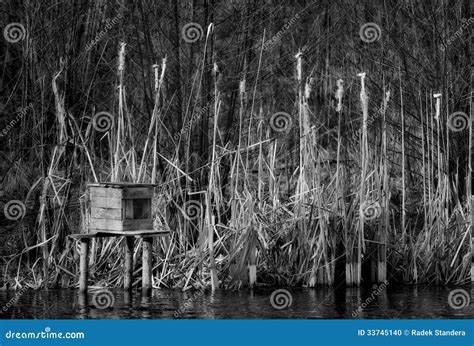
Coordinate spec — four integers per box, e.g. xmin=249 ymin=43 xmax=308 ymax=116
xmin=79 ymin=238 xmax=90 ymax=293
xmin=124 ymin=236 xmax=134 ymax=291
xmin=142 ymin=237 xmax=153 ymax=295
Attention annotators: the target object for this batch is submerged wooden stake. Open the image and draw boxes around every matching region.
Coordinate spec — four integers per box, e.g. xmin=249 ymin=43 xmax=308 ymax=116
xmin=124 ymin=236 xmax=134 ymax=291
xmin=79 ymin=238 xmax=90 ymax=292
xmin=142 ymin=237 xmax=153 ymax=295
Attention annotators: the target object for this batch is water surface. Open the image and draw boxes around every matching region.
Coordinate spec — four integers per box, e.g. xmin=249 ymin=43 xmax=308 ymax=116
xmin=0 ymin=285 xmax=472 ymax=319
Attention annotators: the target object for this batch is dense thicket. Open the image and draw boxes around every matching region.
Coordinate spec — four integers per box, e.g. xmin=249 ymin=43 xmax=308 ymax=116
xmin=0 ymin=0 xmax=471 ymax=289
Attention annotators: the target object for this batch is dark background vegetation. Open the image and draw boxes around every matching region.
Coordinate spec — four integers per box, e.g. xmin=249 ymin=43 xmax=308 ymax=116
xmin=0 ymin=0 xmax=471 ymax=290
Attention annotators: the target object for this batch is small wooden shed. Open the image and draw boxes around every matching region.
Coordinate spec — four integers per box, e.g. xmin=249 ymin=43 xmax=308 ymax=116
xmin=88 ymin=182 xmax=157 ymax=234
xmin=72 ymin=182 xmax=169 ymax=295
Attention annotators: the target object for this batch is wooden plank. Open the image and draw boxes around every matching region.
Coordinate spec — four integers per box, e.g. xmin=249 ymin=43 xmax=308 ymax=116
xmin=123 ymin=219 xmax=153 ymax=231
xmin=88 ymin=182 xmax=157 ymax=188
xmin=123 ymin=187 xmax=153 ymax=199
xmin=69 ymin=230 xmax=169 ymax=239
xmin=90 ymin=207 xmax=122 ymax=220
xmin=90 ymin=187 xmax=122 ymax=198
xmin=89 ymin=187 xmax=108 ymax=197
xmin=90 ymin=196 xmax=107 ymax=208
xmin=90 ymin=218 xmax=123 ymax=231
xmin=90 ymin=196 xmax=122 ymax=209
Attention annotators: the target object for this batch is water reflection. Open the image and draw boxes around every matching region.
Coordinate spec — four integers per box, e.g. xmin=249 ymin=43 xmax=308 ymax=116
xmin=140 ymin=295 xmax=151 ymax=319
xmin=0 ymin=285 xmax=471 ymax=319
xmin=77 ymin=292 xmax=89 ymax=318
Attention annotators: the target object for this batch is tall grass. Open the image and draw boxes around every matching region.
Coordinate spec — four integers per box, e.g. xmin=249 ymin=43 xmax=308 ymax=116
xmin=1 ymin=39 xmax=471 ymax=290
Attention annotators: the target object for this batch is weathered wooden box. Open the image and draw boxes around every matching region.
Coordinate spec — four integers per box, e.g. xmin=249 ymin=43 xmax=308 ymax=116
xmin=88 ymin=182 xmax=157 ymax=234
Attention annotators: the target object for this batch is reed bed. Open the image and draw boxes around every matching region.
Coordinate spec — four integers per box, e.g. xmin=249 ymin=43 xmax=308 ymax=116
xmin=0 ymin=2 xmax=471 ymax=291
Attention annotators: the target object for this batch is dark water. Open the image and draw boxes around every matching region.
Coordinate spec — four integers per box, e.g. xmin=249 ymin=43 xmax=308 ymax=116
xmin=0 ymin=285 xmax=472 ymax=319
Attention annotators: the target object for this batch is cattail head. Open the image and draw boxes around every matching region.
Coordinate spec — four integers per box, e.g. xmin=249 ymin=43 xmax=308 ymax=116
xmin=381 ymin=90 xmax=391 ymax=113
xmin=118 ymin=42 xmax=126 ymax=71
xmin=206 ymin=23 xmax=214 ymax=39
xmin=160 ymin=56 xmax=167 ymax=83
xmin=152 ymin=64 xmax=159 ymax=90
xmin=357 ymin=72 xmax=366 ymax=89
xmin=335 ymin=79 xmax=344 ymax=112
xmin=239 ymin=79 xmax=246 ymax=95
xmin=433 ymin=93 xmax=441 ymax=120
xmin=357 ymin=72 xmax=367 ymax=99
xmin=304 ymin=78 xmax=314 ymax=99
xmin=295 ymin=51 xmax=302 ymax=82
